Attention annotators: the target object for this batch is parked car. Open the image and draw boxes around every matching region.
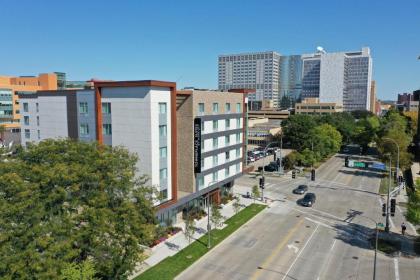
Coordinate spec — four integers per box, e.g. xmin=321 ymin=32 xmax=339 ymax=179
xmin=300 ymin=193 xmax=316 ymax=207
xmin=247 ymin=156 xmax=255 ymax=162
xmin=293 ymin=185 xmax=308 ymax=194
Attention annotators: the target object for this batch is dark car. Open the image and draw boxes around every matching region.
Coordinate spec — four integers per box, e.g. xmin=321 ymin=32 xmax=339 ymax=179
xmin=293 ymin=185 xmax=308 ymax=194
xmin=301 ymin=193 xmax=316 ymax=207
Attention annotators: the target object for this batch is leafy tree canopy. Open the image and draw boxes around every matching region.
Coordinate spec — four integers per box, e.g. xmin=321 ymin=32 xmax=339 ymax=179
xmin=0 ymin=139 xmax=157 ymax=279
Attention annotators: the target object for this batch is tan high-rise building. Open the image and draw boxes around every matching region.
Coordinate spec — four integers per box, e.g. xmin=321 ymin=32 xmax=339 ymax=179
xmin=0 ymin=73 xmax=59 ymax=129
xmin=370 ymin=80 xmax=376 ymax=113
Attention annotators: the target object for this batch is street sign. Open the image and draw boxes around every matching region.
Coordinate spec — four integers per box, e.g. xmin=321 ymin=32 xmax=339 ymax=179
xmin=353 ymin=161 xmax=366 ymax=168
xmin=377 ymin=223 xmax=384 ymax=229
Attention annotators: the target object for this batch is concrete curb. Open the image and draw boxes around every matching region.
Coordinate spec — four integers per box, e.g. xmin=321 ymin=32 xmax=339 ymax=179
xmin=174 ymin=205 xmax=268 ymax=280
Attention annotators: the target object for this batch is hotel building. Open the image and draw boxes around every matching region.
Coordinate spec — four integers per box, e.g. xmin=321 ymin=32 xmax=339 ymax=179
xmin=19 ymin=81 xmax=247 ymax=224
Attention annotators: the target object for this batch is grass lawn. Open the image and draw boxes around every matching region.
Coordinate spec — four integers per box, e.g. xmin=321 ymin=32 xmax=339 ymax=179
xmin=379 ymin=175 xmax=396 ymax=195
xmin=135 ymin=203 xmax=266 ymax=280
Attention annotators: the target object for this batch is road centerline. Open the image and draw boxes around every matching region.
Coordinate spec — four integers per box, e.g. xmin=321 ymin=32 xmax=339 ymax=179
xmin=280 ymin=223 xmax=320 ymax=280
xmin=250 ymin=218 xmax=304 ymax=280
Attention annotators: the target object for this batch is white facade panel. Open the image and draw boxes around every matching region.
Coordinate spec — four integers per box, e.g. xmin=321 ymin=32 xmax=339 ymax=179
xmin=319 ymin=53 xmax=345 ymax=105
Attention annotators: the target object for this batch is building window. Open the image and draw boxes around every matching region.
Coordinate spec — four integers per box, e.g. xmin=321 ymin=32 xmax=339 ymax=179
xmin=159 ymin=125 xmax=167 ymax=137
xmin=225 ymin=151 xmax=230 ymax=160
xmin=212 ymin=137 xmax=218 ymax=149
xmin=212 ymin=103 xmax=219 ymax=113
xmin=102 ymin=102 xmax=111 ymax=114
xmin=212 ymin=171 xmax=218 ymax=182
xmin=236 ymin=103 xmax=241 ymax=112
xmin=160 ymin=168 xmax=167 ymax=180
xmin=160 ymin=189 xmax=168 ymax=200
xmin=36 ymin=103 xmax=39 ymax=113
xmin=198 ymin=177 xmax=204 ymax=188
xmin=236 ymin=133 xmax=241 ymax=143
xmin=201 ymin=139 xmax=204 ymax=151
xmin=213 ymin=155 xmax=218 ymax=166
xmin=226 ymin=119 xmax=230 ymax=129
xmin=15 ymin=110 xmax=20 ymax=114
xmin=198 ymin=103 xmax=204 ymax=115
xmin=159 ymin=147 xmax=167 ymax=158
xmin=79 ymin=102 xmax=88 ymax=114
xmin=37 ymin=130 xmax=40 ymax=140
xmin=225 ymin=167 xmax=229 ymax=177
xmin=23 ymin=103 xmax=28 ymax=112
xmin=236 ymin=163 xmax=241 ymax=173
xmin=236 ymin=118 xmax=241 ymax=128
xmin=159 ymin=103 xmax=167 ymax=114
xmin=80 ymin=124 xmax=89 ymax=136
xmin=36 ymin=116 xmax=40 ymax=126
xmin=225 ymin=135 xmax=230 ymax=146
xmin=213 ymin=120 xmax=218 ymax=131
xmin=24 ymin=129 xmax=30 ymax=139
xmin=225 ymin=103 xmax=231 ymax=113
xmin=24 ymin=116 xmax=29 ymax=125
xmin=201 ymin=158 xmax=204 ymax=169
xmin=236 ymin=148 xmax=241 ymax=158
xmin=102 ymin=124 xmax=112 ymax=135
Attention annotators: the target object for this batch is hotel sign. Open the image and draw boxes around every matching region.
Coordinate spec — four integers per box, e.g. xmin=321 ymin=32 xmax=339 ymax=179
xmin=194 ymin=118 xmax=201 ymax=173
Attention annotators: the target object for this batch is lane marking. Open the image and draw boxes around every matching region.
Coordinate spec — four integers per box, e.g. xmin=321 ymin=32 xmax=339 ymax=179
xmin=389 ymin=216 xmax=395 ymax=229
xmin=304 ymin=217 xmax=334 ymax=230
xmin=281 ymin=224 xmax=320 ymax=280
xmin=287 ymin=244 xmax=299 ymax=254
xmin=251 ymin=219 xmax=304 ymax=280
xmin=394 ymin=258 xmax=400 ymax=280
xmin=317 ymin=239 xmax=337 ymax=280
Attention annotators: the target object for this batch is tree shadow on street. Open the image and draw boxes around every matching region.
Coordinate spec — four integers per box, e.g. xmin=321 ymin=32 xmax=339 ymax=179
xmin=333 ymin=209 xmax=418 ymax=258
xmin=338 ymin=169 xmax=384 ymax=179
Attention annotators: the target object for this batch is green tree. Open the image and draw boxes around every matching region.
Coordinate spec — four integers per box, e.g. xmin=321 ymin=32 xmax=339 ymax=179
xmin=281 ymin=114 xmax=319 ymax=151
xmin=312 ymin=124 xmax=342 ymax=159
xmin=252 ymin=185 xmax=260 ymax=202
xmin=353 ymin=115 xmax=380 ymax=152
xmin=184 ymin=215 xmax=196 ymax=244
xmin=232 ymin=196 xmax=242 ymax=215
xmin=319 ymin=112 xmax=357 ymax=144
xmin=283 ymin=151 xmax=299 ymax=170
xmin=297 ymin=148 xmax=317 ymax=167
xmin=0 ymin=139 xmax=157 ymax=280
xmin=60 ymin=260 xmax=97 ymax=280
xmin=210 ymin=204 xmax=223 ymax=229
xmin=0 ymin=124 xmax=5 ymax=142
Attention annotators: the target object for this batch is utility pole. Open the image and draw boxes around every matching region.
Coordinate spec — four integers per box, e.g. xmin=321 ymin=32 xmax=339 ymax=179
xmin=385 ymin=155 xmax=391 ymax=233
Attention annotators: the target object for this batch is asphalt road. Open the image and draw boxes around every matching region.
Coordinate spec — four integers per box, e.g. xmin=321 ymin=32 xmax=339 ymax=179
xmin=177 ymin=153 xmax=420 ymax=280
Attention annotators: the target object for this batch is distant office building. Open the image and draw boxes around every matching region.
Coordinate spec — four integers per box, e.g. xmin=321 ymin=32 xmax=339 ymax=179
xmin=218 ymin=51 xmax=280 ymax=107
xmin=397 ymin=92 xmax=419 ymax=112
xmin=279 ymin=55 xmax=302 ymax=107
xmin=295 ymin=98 xmax=343 ymax=115
xmin=0 ymin=73 xmax=60 ymax=144
xmin=301 ymin=47 xmax=372 ymax=111
xmin=19 ymin=81 xmax=247 ymax=224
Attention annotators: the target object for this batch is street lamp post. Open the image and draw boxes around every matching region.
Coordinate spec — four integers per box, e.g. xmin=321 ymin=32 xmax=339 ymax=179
xmin=261 ymin=141 xmax=280 ymax=200
xmin=357 ymin=215 xmax=379 ymax=280
xmin=386 ymin=155 xmax=392 ymax=233
xmin=205 ymin=180 xmax=218 ymax=249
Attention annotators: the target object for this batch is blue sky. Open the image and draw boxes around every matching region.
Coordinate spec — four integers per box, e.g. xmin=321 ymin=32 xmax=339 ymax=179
xmin=0 ymin=0 xmax=419 ymax=100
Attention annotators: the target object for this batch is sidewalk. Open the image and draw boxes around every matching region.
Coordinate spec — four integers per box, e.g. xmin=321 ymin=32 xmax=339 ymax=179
xmin=130 ymin=189 xmax=262 ymax=279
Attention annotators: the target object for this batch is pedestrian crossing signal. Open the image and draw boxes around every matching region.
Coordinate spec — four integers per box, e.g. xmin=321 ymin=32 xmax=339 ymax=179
xmin=292 ymin=170 xmax=296 ymax=179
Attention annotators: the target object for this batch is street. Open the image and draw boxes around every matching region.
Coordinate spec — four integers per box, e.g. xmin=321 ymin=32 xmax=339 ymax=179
xmin=177 ymin=153 xmax=420 ymax=280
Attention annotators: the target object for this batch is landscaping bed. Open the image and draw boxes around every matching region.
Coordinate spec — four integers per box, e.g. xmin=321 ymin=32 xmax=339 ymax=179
xmin=135 ymin=203 xmax=266 ymax=280
xmin=370 ymin=237 xmax=401 ymax=255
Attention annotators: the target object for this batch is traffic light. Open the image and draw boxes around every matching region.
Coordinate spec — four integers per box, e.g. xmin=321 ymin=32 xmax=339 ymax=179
xmin=382 ymin=203 xmax=386 ymax=216
xmin=390 ymin=199 xmax=396 ymax=216
xmin=311 ymin=169 xmax=315 ymax=181
xmin=345 ymin=156 xmax=349 ymax=167
xmin=292 ymin=170 xmax=296 ymax=179
xmin=259 ymin=177 xmax=265 ymax=189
